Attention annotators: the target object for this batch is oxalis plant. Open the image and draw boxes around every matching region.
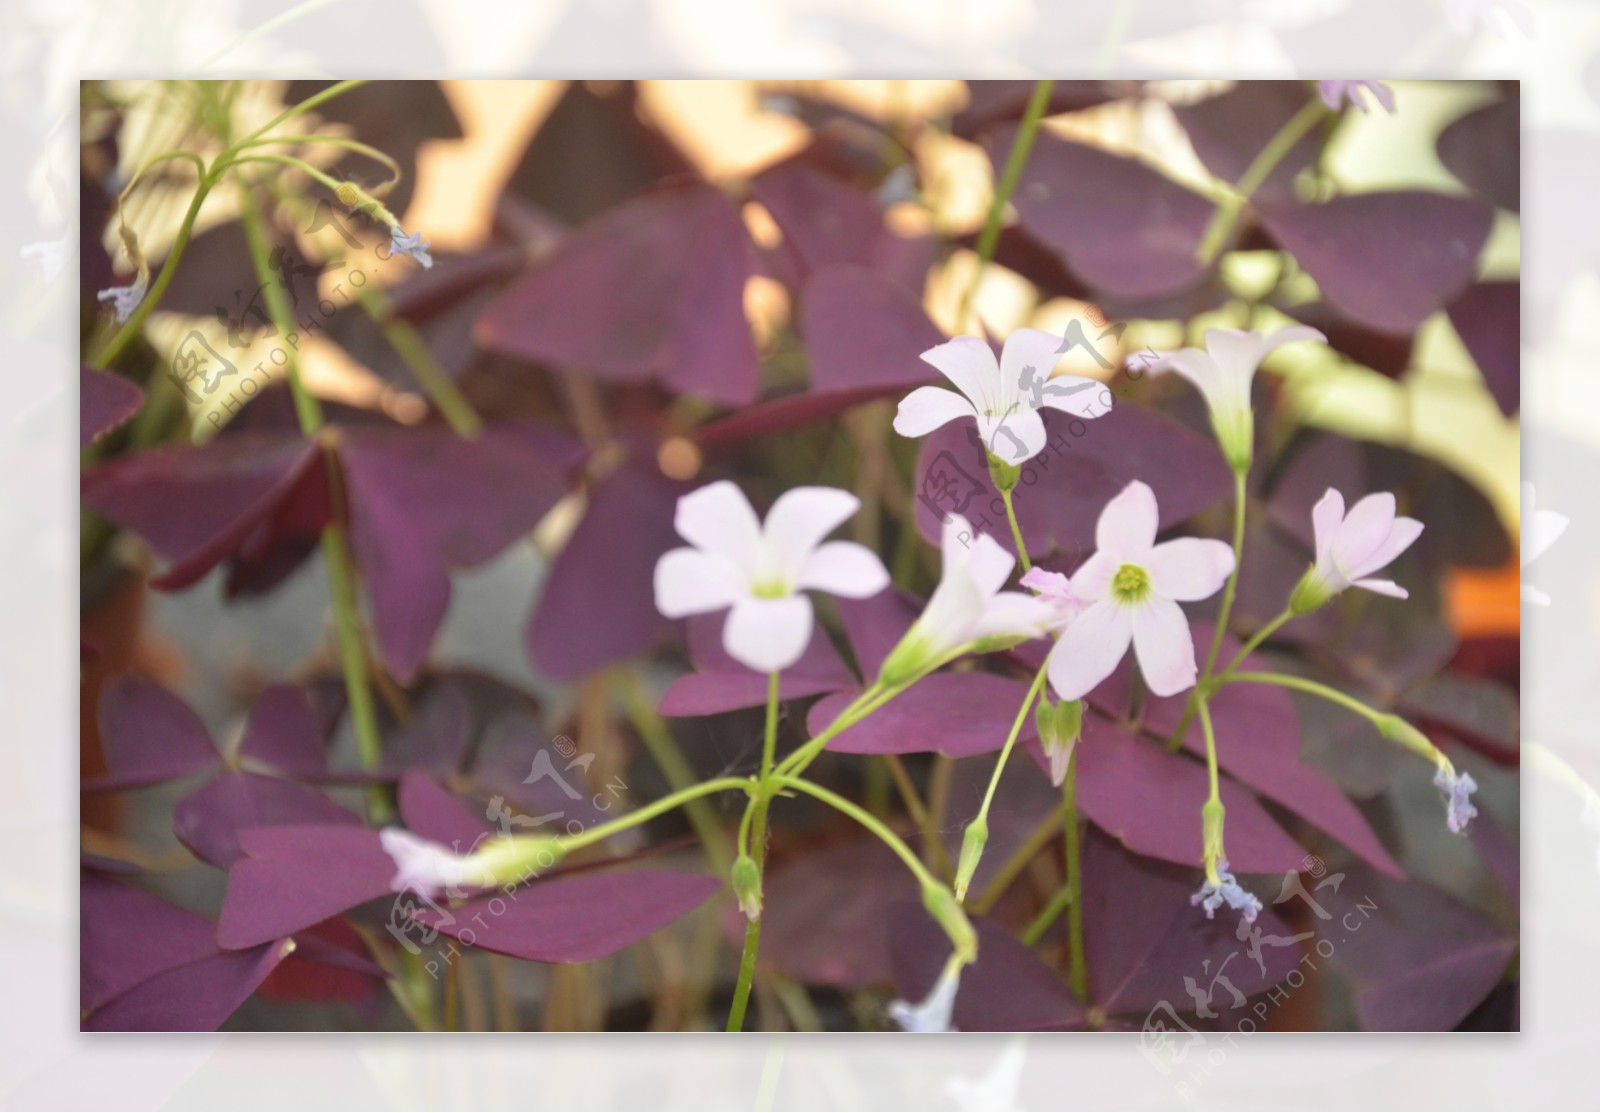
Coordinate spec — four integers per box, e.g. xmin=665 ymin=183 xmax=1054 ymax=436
xmin=80 ymin=79 xmax=1517 ymax=1033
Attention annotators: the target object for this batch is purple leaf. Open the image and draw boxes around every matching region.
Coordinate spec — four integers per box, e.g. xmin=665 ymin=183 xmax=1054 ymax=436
xmin=398 ymin=770 xmax=494 ymax=848
xmin=218 ymin=826 xmax=396 ymax=949
xmin=800 ymin=264 xmax=944 ymax=393
xmin=890 ymin=907 xmax=1086 ymax=1031
xmin=1437 ymin=98 xmax=1519 ymax=212
xmin=953 ymin=81 xmax=1119 ymax=140
xmin=173 ymin=771 xmax=362 ymax=868
xmin=80 ymin=366 xmax=143 ymax=448
xmin=86 ymin=677 xmax=218 ymax=790
xmin=747 ymin=837 xmax=917 ymax=988
xmin=1080 ymin=828 xmax=1303 ymax=1017
xmin=837 ymin=589 xmax=921 ymax=679
xmin=81 ymin=431 xmax=327 ymax=591
xmin=1322 ymin=866 xmax=1516 ymax=1031
xmin=239 ymin=684 xmax=331 ymax=779
xmin=339 ymin=422 xmax=581 ymax=682
xmin=476 ymin=181 xmax=759 ymax=405
xmin=527 ymin=462 xmax=688 ymax=679
xmin=811 ymin=672 xmax=1039 ymax=758
xmin=912 ymin=405 xmax=1233 ymax=561
xmin=660 ymin=612 xmax=854 ymax=717
xmin=992 ymin=127 xmax=1216 ymax=299
xmin=86 ymin=940 xmax=293 ymax=1032
xmin=1172 ymin=81 xmax=1323 ymax=203
xmin=1257 ymin=192 xmax=1493 ymax=335
xmin=415 ymin=869 xmax=719 ymax=963
xmin=381 ymin=681 xmax=477 ymax=777
xmin=1447 ymin=281 xmax=1519 ymax=416
xmin=1059 ymin=711 xmax=1307 ymax=873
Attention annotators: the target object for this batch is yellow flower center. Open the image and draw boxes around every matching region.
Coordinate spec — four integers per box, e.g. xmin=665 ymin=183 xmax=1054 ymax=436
xmin=1110 ymin=563 xmax=1151 ymax=605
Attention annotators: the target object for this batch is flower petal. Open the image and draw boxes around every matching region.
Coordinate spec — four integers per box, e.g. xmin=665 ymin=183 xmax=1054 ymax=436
xmin=1310 ymin=488 xmax=1345 ymax=562
xmin=998 ymin=326 xmax=1065 ymax=409
xmin=723 ymin=595 xmax=814 ymax=672
xmin=763 ymin=486 xmax=861 ymax=579
xmin=1037 ymin=375 xmax=1112 ymax=419
xmin=1047 ymin=600 xmax=1133 ymax=700
xmin=1352 ymin=577 xmax=1409 ymax=599
xmin=893 ymin=386 xmax=977 ymax=439
xmin=978 ymin=406 xmax=1046 ymax=466
xmin=1130 ymin=596 xmax=1199 ymax=696
xmin=1146 ymin=538 xmax=1236 ymax=602
xmin=1095 ymin=480 xmax=1159 ymax=561
xmin=1068 ymin=550 xmax=1118 ymax=602
xmin=968 ymin=530 xmax=1018 ymax=598
xmin=675 ymin=480 xmax=763 ymax=575
xmin=1331 ymin=491 xmax=1397 ymax=574
xmin=796 ymin=541 xmax=890 ymax=598
xmin=1148 ymin=347 xmax=1222 ymax=398
xmin=1345 ymin=516 xmax=1424 ymax=582
xmin=920 ymin=336 xmax=1001 ymax=412
xmin=970 ymin=591 xmax=1055 ymax=642
xmin=654 ymin=548 xmax=744 ymax=618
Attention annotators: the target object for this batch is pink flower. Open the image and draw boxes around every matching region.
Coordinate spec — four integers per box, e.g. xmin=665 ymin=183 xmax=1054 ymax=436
xmin=1291 ymin=489 xmax=1424 ymax=613
xmin=894 ymin=329 xmax=1111 ymax=466
xmin=1317 ymin=81 xmax=1397 ymax=114
xmin=1044 ymin=481 xmax=1235 ymax=700
xmin=1019 ymin=566 xmax=1091 ymax=632
xmin=654 ymin=481 xmax=889 ymax=673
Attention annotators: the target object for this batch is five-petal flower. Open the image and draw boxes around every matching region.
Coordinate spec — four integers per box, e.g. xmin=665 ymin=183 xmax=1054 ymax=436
xmin=654 ymin=481 xmax=889 ymax=673
xmin=1189 ymin=858 xmax=1263 ymax=923
xmin=1292 ymin=488 xmax=1424 ymax=612
xmin=389 ymin=226 xmax=434 ymax=268
xmin=1149 ymin=325 xmax=1324 ymax=471
xmin=1045 ymin=481 xmax=1235 ymax=700
xmin=894 ymin=329 xmax=1110 ymax=466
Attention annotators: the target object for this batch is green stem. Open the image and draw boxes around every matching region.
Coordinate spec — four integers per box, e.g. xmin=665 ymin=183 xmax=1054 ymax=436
xmin=358 ymin=284 xmax=484 ymax=437
xmin=960 ymin=79 xmax=1054 ymax=326
xmin=1214 ymin=608 xmax=1294 ymax=684
xmin=1020 ymin=878 xmax=1073 ymax=947
xmin=773 ymin=681 xmax=890 ymax=780
xmin=770 ymin=776 xmax=946 ymax=894
xmin=1199 ymin=698 xmax=1222 ymax=801
xmin=614 ymin=670 xmax=735 ymax=877
xmin=236 ymin=187 xmax=323 ymax=430
xmin=955 ymin=663 xmax=1049 ymax=900
xmin=1169 ymin=468 xmax=1247 ymax=751
xmin=1223 ymin=671 xmax=1388 ymax=727
xmin=1196 ymin=97 xmax=1327 ymax=265
xmin=558 ymin=776 xmax=754 ymax=855
xmin=1061 ymin=747 xmax=1086 ymax=1000
xmin=1000 ymin=486 xmax=1031 ymax=573
xmin=232 ymin=79 xmax=368 ymax=150
xmin=727 ymin=673 xmax=782 ymax=1032
xmin=970 ymin=807 xmax=1063 ymax=916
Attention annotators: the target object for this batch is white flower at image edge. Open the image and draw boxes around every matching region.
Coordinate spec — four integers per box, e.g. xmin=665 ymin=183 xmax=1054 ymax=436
xmin=1046 ymin=480 xmax=1235 ymax=700
xmin=654 ymin=481 xmax=889 ymax=673
xmin=894 ymin=329 xmax=1110 ymax=466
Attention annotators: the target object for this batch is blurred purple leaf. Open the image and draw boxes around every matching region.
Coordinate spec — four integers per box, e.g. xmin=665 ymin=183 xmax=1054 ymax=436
xmin=80 ymin=366 xmax=143 ymax=449
xmin=1437 ymin=98 xmax=1519 ymax=213
xmin=218 ymin=825 xmax=395 ymax=949
xmin=239 ymin=683 xmax=333 ymax=779
xmin=397 ymin=770 xmax=494 ymax=848
xmin=660 ymin=612 xmax=854 ymax=717
xmin=1173 ymin=81 xmax=1323 ymax=203
xmin=953 ymin=81 xmax=1120 ymax=139
xmin=1447 ymin=281 xmax=1519 ymax=416
xmin=173 ymin=771 xmax=362 ymax=868
xmin=86 ymin=677 xmax=217 ymax=790
xmin=812 ymin=672 xmax=1039 ymax=758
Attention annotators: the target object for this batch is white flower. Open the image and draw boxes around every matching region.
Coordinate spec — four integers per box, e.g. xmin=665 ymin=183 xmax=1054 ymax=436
xmin=379 ymin=828 xmax=491 ymax=899
xmin=1045 ymin=481 xmax=1235 ymax=700
xmin=1190 ymin=858 xmax=1262 ymax=923
xmin=389 ymin=226 xmax=433 ymax=268
xmin=1019 ymin=566 xmax=1091 ymax=633
xmin=654 ymin=481 xmax=889 ymax=673
xmin=880 ymin=514 xmax=1055 ymax=683
xmin=1434 ymin=767 xmax=1479 ymax=835
xmin=1149 ymin=325 xmax=1323 ymax=471
xmin=1520 ymin=481 xmax=1568 ymax=606
xmin=97 ymin=274 xmax=149 ymax=323
xmin=1292 ymin=488 xmax=1424 ymax=613
xmin=889 ymin=957 xmax=963 ymax=1032
xmin=894 ymin=329 xmax=1110 ymax=466
xmin=1317 ymin=81 xmax=1396 ymax=114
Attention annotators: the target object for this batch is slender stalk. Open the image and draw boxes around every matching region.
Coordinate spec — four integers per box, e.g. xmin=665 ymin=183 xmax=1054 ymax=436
xmin=232 ymin=79 xmax=367 ymax=150
xmin=1222 ymin=671 xmax=1388 ymax=727
xmin=959 ymin=80 xmax=1054 ymax=327
xmin=771 ymin=776 xmax=946 ymax=894
xmin=1000 ymin=486 xmax=1031 ymax=573
xmin=954 ymin=664 xmax=1049 ymax=900
xmin=358 ymin=283 xmax=484 ymax=437
xmin=970 ymin=808 xmax=1063 ymax=916
xmin=1020 ymin=879 xmax=1073 ymax=947
xmin=774 ymin=682 xmax=891 ymax=780
xmin=556 ymin=776 xmax=753 ymax=856
xmin=1061 ymin=747 xmax=1086 ymax=1000
xmin=1212 ymin=608 xmax=1294 ymax=684
xmin=1199 ymin=698 xmax=1222 ymax=801
xmin=883 ymin=754 xmax=953 ymax=878
xmin=727 ymin=672 xmax=782 ymax=1032
xmin=1196 ymin=97 xmax=1327 ymax=265
xmin=1169 ymin=468 xmax=1247 ymax=751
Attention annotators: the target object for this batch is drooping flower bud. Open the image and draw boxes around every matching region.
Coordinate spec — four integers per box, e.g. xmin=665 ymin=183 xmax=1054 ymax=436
xmin=730 ymin=854 xmax=763 ymax=922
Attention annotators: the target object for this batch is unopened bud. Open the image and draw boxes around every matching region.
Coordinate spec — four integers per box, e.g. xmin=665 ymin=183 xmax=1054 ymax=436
xmin=731 ymin=854 xmax=763 ymax=922
xmin=952 ymin=819 xmax=989 ymax=903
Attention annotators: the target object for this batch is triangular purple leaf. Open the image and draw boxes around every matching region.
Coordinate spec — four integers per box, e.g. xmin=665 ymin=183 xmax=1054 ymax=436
xmin=80 ymin=366 xmax=144 ymax=449
xmin=218 ymin=825 xmax=396 ymax=949
xmin=86 ymin=677 xmax=218 ymax=790
xmin=173 ymin=771 xmax=362 ymax=868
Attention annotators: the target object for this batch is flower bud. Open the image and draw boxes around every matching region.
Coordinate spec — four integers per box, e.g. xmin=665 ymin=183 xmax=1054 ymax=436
xmin=1036 ymin=697 xmax=1083 ymax=786
xmin=986 ymin=450 xmax=1021 ymax=494
xmin=1288 ymin=565 xmax=1334 ymax=615
xmin=730 ymin=854 xmax=763 ymax=922
xmin=952 ymin=818 xmax=988 ymax=903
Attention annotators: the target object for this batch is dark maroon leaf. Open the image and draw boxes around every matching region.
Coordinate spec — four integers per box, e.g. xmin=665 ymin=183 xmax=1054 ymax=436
xmin=1173 ymin=81 xmax=1324 ymax=203
xmin=173 ymin=771 xmax=362 ymax=868
xmin=466 ymin=712 xmax=613 ymax=832
xmin=800 ymin=264 xmax=944 ymax=393
xmin=748 ymin=837 xmax=917 ymax=989
xmin=1080 ymin=828 xmax=1303 ymax=1017
xmin=86 ymin=677 xmax=218 ymax=790
xmin=218 ymin=825 xmax=395 ymax=949
xmin=1397 ymin=673 xmax=1520 ymax=764
xmin=890 ymin=907 xmax=1085 ymax=1031
xmin=81 ymin=432 xmax=326 ymax=591
xmin=476 ymin=181 xmax=759 ymax=405
xmin=913 ymin=404 xmax=1233 ymax=562
xmin=1447 ymin=281 xmax=1519 ymax=416
xmin=1468 ymin=810 xmax=1519 ymax=901
xmin=1257 ymin=192 xmax=1493 ymax=335
xmin=1283 ymin=300 xmax=1413 ymax=379
xmin=993 ymin=127 xmax=1216 ymax=299
xmin=811 ymin=672 xmax=1038 ymax=758
xmin=1060 ymin=710 xmax=1307 ymax=872
xmin=1322 ymin=865 xmax=1516 ymax=1030
xmin=397 ymin=770 xmax=494 ymax=848
xmin=80 ymin=366 xmax=143 ymax=448
xmin=953 ymin=81 xmax=1119 ymax=139
xmin=86 ymin=940 xmax=293 ymax=1032
xmin=338 ymin=422 xmax=581 ymax=681
xmin=836 ymin=589 xmax=921 ymax=679
xmin=380 ymin=680 xmax=476 ymax=777
xmin=415 ymin=869 xmax=719 ymax=963
xmin=1437 ymin=98 xmax=1519 ymax=212
xmin=527 ymin=462 xmax=688 ymax=679
xmin=660 ymin=612 xmax=854 ymax=717
xmin=239 ymin=684 xmax=331 ymax=779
